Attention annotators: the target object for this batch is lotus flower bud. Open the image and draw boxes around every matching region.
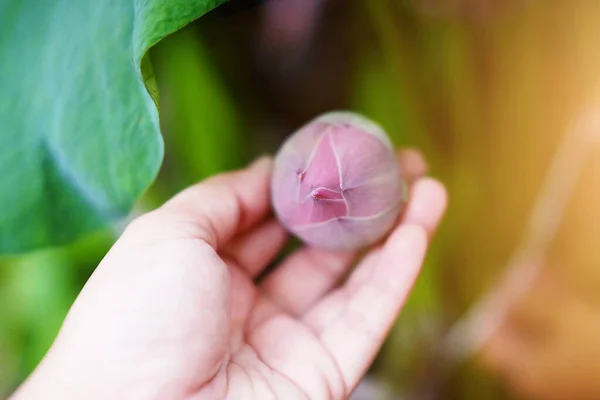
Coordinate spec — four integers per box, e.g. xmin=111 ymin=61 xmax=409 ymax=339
xmin=271 ymin=111 xmax=406 ymax=251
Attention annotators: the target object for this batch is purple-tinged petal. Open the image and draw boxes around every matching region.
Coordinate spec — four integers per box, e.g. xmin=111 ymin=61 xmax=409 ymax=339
xmin=271 ymin=111 xmax=405 ymax=251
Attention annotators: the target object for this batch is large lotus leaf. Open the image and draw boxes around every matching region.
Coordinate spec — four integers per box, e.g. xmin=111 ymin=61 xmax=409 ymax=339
xmin=0 ymin=0 xmax=226 ymax=254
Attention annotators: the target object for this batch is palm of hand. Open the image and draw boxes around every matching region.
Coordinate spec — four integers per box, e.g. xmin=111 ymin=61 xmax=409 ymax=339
xmin=13 ymin=154 xmax=445 ymax=400
xmin=147 ymin=219 xmax=420 ymax=400
xmin=199 ymin=248 xmax=348 ymax=400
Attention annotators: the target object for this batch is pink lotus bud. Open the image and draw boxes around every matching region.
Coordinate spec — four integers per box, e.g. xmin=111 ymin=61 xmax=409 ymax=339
xmin=271 ymin=111 xmax=407 ymax=251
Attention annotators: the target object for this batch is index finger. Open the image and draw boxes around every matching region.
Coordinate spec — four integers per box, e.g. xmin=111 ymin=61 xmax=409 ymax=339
xmin=128 ymin=156 xmax=274 ymax=250
xmin=302 ymin=178 xmax=447 ymax=392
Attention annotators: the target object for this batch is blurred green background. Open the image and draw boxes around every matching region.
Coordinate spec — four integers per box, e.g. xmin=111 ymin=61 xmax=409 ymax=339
xmin=3 ymin=0 xmax=600 ymax=399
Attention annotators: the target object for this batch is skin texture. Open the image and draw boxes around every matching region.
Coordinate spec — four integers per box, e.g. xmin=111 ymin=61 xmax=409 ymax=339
xmin=10 ymin=149 xmax=446 ymax=400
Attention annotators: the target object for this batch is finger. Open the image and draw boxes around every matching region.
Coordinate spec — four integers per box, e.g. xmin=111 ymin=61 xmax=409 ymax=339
xmin=303 ymin=224 xmax=428 ymax=392
xmin=257 ymin=147 xmax=431 ymax=314
xmin=397 ymin=147 xmax=428 ymax=184
xmin=260 ymin=248 xmax=356 ymax=315
xmin=303 ymin=179 xmax=447 ymax=329
xmin=401 ymin=178 xmax=448 ymax=237
xmin=221 ymin=218 xmax=289 ymax=277
xmin=129 ymin=157 xmax=273 ymax=249
xmin=262 ymin=177 xmax=447 ymax=316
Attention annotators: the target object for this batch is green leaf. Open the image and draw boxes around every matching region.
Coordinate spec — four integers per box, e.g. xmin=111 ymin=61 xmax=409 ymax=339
xmin=0 ymin=0 xmax=227 ymax=254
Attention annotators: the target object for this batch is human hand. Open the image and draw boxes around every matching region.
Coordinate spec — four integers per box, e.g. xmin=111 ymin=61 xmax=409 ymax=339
xmin=11 ymin=150 xmax=446 ymax=400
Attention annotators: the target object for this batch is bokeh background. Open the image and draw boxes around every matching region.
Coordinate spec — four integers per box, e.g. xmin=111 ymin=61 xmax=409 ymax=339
xmin=2 ymin=0 xmax=600 ymax=399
